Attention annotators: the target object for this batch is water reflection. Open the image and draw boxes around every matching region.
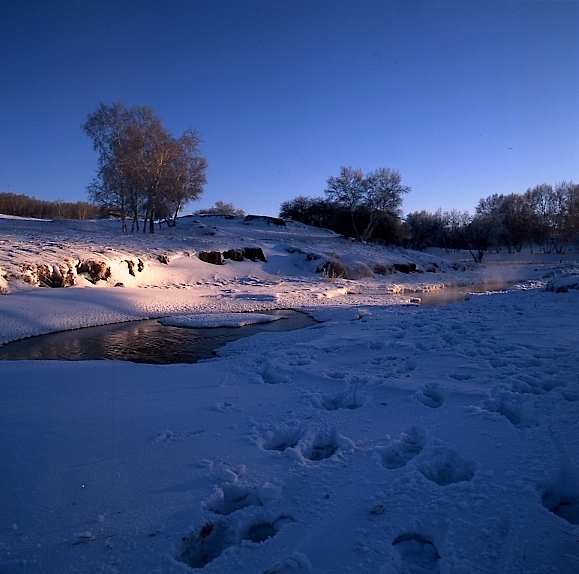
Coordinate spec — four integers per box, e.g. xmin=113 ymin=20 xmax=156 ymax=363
xmin=0 ymin=310 xmax=316 ymax=364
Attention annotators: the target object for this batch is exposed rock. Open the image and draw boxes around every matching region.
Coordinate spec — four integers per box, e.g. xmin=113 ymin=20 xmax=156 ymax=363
xmin=244 ymin=215 xmax=286 ymax=226
xmin=158 ymin=253 xmax=171 ymax=265
xmin=393 ymin=263 xmax=417 ymax=274
xmin=76 ymin=260 xmax=111 ymax=283
xmin=34 ymin=262 xmax=75 ymax=287
xmin=0 ymin=267 xmax=7 ymax=295
xmin=199 ymin=251 xmax=224 ymax=265
xmin=124 ymin=258 xmax=145 ymax=275
xmin=349 ymin=262 xmax=374 ymax=279
xmin=318 ymin=260 xmax=349 ymax=279
xmin=36 ymin=264 xmax=53 ymax=287
xmin=223 ymin=249 xmax=244 ymax=262
xmin=53 ymin=262 xmax=76 ymax=287
xmin=242 ymin=247 xmax=267 ymax=262
xmin=125 ymin=259 xmax=136 ymax=276
xmin=199 ymin=247 xmax=266 ymax=265
xmin=374 ymin=264 xmax=394 ymax=276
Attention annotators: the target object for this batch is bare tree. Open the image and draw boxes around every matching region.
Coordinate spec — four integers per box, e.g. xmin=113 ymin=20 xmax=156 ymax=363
xmin=464 ymin=214 xmax=500 ymax=263
xmin=404 ymin=210 xmax=446 ymax=251
xmin=325 ymin=166 xmax=409 ymax=242
xmin=83 ymin=101 xmax=207 ymax=233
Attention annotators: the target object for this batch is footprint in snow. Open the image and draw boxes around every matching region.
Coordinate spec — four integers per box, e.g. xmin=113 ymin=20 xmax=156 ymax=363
xmin=203 ymin=483 xmax=263 ymax=516
xmin=176 ymin=515 xmax=294 ymax=569
xmin=203 ymin=480 xmax=282 ymax=516
xmin=296 ymin=428 xmax=355 ymax=463
xmin=177 ymin=520 xmax=235 ymax=569
xmin=417 ymin=442 xmax=476 ymax=486
xmin=540 ymin=461 xmax=579 ymax=525
xmin=312 ymin=388 xmax=364 ymax=411
xmin=388 ymin=533 xmax=441 ymax=574
xmin=254 ymin=425 xmax=304 ymax=452
xmin=380 ymin=429 xmax=476 ymax=486
xmin=258 ymin=361 xmax=290 ymax=384
xmin=414 ymin=383 xmax=445 ymax=409
xmin=542 ymin=489 xmax=579 ymax=525
xmin=380 ymin=427 xmax=427 ymax=470
xmin=482 ymin=388 xmax=538 ymax=429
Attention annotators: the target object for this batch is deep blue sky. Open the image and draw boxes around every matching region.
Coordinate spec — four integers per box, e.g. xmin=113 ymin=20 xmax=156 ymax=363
xmin=1 ymin=0 xmax=578 ymax=217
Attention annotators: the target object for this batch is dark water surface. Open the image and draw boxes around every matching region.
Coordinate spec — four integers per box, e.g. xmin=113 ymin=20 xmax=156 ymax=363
xmin=0 ymin=310 xmax=317 ymax=364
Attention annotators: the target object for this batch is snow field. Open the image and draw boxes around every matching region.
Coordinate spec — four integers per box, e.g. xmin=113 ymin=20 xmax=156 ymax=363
xmin=1 ymin=216 xmax=578 ymax=573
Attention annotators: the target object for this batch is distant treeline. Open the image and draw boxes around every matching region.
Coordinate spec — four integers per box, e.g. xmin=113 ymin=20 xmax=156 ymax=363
xmin=0 ymin=192 xmax=99 ymax=220
xmin=281 ymin=179 xmax=579 ymax=262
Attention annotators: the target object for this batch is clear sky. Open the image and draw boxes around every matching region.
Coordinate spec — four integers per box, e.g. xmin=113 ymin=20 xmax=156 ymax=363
xmin=1 ymin=0 xmax=578 ymax=218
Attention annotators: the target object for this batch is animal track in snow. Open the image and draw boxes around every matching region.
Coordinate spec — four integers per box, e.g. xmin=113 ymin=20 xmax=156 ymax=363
xmin=312 ymin=388 xmax=364 ymax=410
xmin=258 ymin=360 xmax=290 ymax=384
xmin=177 ymin=520 xmax=235 ymax=569
xmin=391 ymin=533 xmax=441 ymax=573
xmin=297 ymin=428 xmax=354 ymax=462
xmin=482 ymin=389 xmax=538 ymax=428
xmin=177 ymin=515 xmax=293 ymax=569
xmin=381 ymin=429 xmax=475 ymax=486
xmin=255 ymin=425 xmax=304 ymax=452
xmin=417 ymin=443 xmax=476 ymax=486
xmin=414 ymin=383 xmax=445 ymax=408
xmin=542 ymin=490 xmax=579 ymax=525
xmin=203 ymin=483 xmax=263 ymax=515
xmin=308 ymin=440 xmax=338 ymax=461
xmin=380 ymin=427 xmax=427 ymax=470
xmin=541 ymin=467 xmax=579 ymax=526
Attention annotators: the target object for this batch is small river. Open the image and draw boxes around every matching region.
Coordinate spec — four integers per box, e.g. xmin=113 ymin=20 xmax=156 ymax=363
xmin=0 ymin=310 xmax=317 ymax=365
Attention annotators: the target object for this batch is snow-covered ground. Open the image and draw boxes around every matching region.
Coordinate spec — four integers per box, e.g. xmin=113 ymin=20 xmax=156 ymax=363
xmin=0 ymin=215 xmax=578 ymax=574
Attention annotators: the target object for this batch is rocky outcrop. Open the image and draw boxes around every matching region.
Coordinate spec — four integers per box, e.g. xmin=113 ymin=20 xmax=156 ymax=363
xmin=0 ymin=267 xmax=7 ymax=295
xmin=317 ymin=260 xmax=349 ymax=279
xmin=199 ymin=251 xmax=224 ymax=265
xmin=11 ymin=256 xmax=145 ymax=289
xmin=157 ymin=253 xmax=171 ymax=265
xmin=76 ymin=260 xmax=111 ymax=283
xmin=122 ymin=258 xmax=144 ymax=276
xmin=223 ymin=249 xmax=244 ymax=262
xmin=373 ymin=264 xmax=394 ymax=276
xmin=393 ymin=263 xmax=417 ymax=274
xmin=199 ymin=247 xmax=267 ymax=265
xmin=39 ymin=262 xmax=77 ymax=287
xmin=242 ymin=247 xmax=267 ymax=262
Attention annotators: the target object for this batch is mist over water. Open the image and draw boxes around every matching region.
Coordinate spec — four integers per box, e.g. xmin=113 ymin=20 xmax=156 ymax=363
xmin=407 ymin=280 xmax=518 ymax=307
